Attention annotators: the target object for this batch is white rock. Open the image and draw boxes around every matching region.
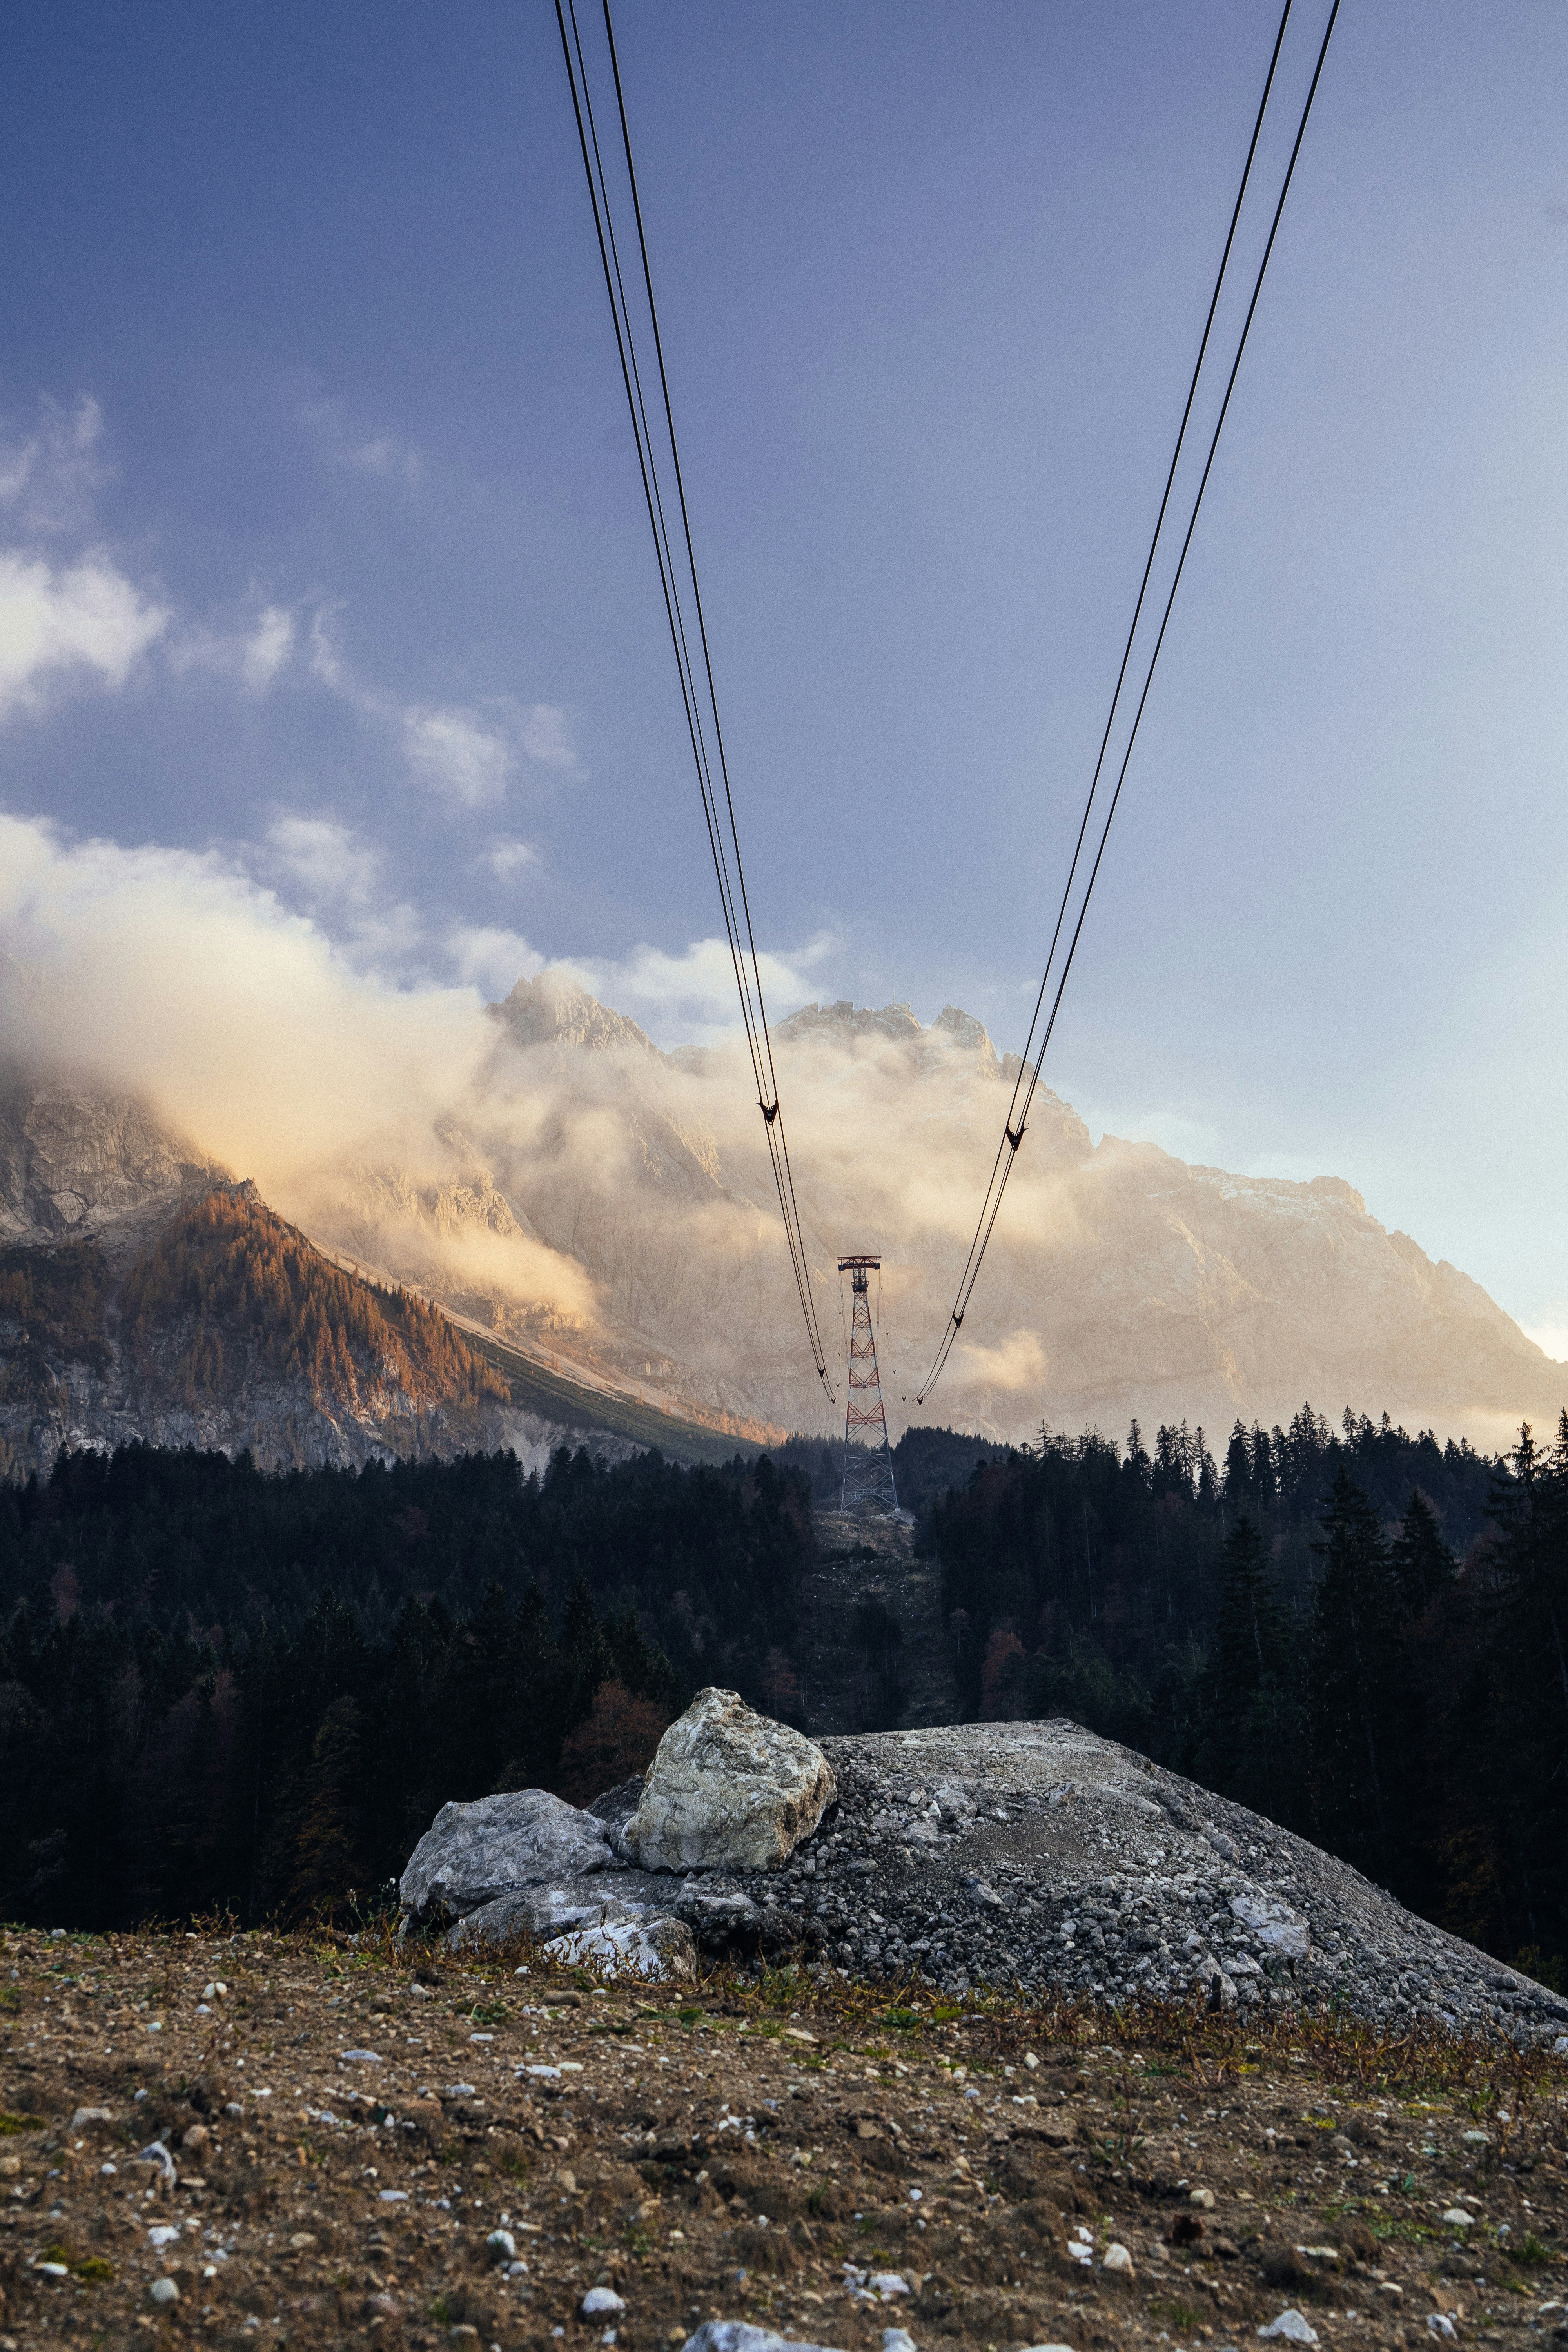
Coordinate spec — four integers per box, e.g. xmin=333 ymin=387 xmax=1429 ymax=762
xmin=882 ymin=2331 xmax=918 ymax=2352
xmin=148 ymin=2279 xmax=181 ymax=2307
xmin=69 ymin=2106 xmax=114 ymax=2133
xmin=582 ymin=2288 xmax=626 ymax=2317
xmin=487 ymin=2229 xmax=517 ymax=2261
xmin=623 ymin=1687 xmax=836 ymax=1873
xmin=1440 ymin=2208 xmax=1474 ymax=2227
xmin=680 ymin=2328 xmax=847 ymax=2352
xmin=1427 ymin=2319 xmax=1458 ymax=2341
xmin=401 ymin=1789 xmax=613 ymax=1924
xmin=1258 ymin=2314 xmax=1318 ymax=2345
xmin=1102 ymin=2242 xmax=1134 ymax=2275
xmin=543 ymin=1915 xmax=697 ymax=1981
xmin=1230 ymin=1888 xmax=1311 ymax=1962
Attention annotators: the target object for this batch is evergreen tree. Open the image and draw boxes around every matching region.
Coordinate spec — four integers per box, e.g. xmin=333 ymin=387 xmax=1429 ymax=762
xmin=1309 ymin=1469 xmax=1412 ymax=1885
xmin=1203 ymin=1516 xmax=1303 ymax=1825
xmin=1390 ymin=1488 xmax=1456 ymax=1616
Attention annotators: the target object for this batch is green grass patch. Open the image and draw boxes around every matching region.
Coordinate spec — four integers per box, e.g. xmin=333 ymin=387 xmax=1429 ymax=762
xmin=0 ymin=2112 xmax=43 ymax=2135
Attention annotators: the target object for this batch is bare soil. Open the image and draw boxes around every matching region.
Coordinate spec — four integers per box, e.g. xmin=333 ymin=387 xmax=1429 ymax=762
xmin=3 ymin=1926 xmax=1567 ymax=2352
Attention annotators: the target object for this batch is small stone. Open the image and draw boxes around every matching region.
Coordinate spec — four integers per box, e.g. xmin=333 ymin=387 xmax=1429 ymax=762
xmin=1440 ymin=2209 xmax=1474 ymax=2227
xmin=487 ymin=2230 xmax=517 ymax=2262
xmin=1427 ymin=2320 xmax=1457 ymax=2341
xmin=581 ymin=2288 xmax=626 ymax=2318
xmin=181 ymin=2124 xmax=209 ymax=2150
xmin=148 ymin=2279 xmax=180 ymax=2307
xmin=69 ymin=2106 xmax=114 ymax=2134
xmin=1189 ymin=2186 xmax=1216 ymax=2210
xmin=1102 ymin=2241 xmax=1134 ymax=2276
xmin=1258 ymin=2314 xmax=1318 ymax=2345
xmin=883 ymin=2332 xmax=917 ymax=2352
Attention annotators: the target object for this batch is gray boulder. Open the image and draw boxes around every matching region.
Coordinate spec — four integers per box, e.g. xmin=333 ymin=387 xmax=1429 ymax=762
xmin=444 ymin=1866 xmax=677 ymax=1951
xmin=401 ymin=1789 xmax=613 ymax=1926
xmin=622 ymin=1687 xmax=837 ymax=1874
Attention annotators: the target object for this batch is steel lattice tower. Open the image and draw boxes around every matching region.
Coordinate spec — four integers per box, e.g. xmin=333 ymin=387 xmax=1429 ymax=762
xmin=838 ymin=1255 xmax=898 ymax=1514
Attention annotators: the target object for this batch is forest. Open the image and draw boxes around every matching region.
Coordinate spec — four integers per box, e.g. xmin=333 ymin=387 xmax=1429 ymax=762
xmin=0 ymin=1441 xmax=809 ymax=1932
xmin=933 ymin=1404 xmax=1568 ymax=1990
xmin=1 ymin=1400 xmax=1566 ymax=1996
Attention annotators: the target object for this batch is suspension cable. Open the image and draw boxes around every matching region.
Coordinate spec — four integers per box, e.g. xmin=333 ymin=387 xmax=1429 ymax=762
xmin=917 ymin=0 xmax=1340 ymax=1404
xmin=554 ymin=0 xmax=834 ymax=1396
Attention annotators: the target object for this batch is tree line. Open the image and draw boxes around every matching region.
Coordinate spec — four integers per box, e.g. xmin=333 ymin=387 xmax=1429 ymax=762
xmin=0 ymin=1441 xmax=810 ymax=1930
xmin=932 ymin=1403 xmax=1568 ymax=1986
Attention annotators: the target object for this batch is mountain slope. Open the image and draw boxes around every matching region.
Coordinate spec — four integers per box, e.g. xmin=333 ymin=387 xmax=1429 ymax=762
xmin=295 ymin=979 xmax=1563 ymax=1450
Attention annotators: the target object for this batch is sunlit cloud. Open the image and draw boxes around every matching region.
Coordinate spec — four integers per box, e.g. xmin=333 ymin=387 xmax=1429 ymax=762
xmin=483 ymin=837 xmax=541 ymax=882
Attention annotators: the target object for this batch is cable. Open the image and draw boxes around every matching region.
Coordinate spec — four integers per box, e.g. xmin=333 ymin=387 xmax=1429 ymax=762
xmin=917 ymin=0 xmax=1340 ymax=1404
xmin=554 ymin=0 xmax=835 ymax=1397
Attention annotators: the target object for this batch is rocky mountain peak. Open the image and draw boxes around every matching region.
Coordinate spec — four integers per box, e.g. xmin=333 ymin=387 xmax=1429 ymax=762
xmin=490 ymin=971 xmax=664 ymax=1061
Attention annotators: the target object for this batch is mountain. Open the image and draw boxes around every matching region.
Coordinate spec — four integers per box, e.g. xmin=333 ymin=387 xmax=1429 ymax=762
xmin=0 ymin=1071 xmax=777 ymax=1475
xmin=295 ymin=979 xmax=1563 ymax=1452
xmin=2 ymin=979 xmax=1562 ymax=1470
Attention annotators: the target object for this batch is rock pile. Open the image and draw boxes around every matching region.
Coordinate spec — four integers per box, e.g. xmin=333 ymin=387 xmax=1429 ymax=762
xmin=399 ymin=1692 xmax=1568 ymax=2038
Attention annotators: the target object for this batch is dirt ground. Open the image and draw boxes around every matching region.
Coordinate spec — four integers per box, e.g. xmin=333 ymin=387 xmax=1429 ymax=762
xmin=3 ymin=1925 xmax=1567 ymax=2352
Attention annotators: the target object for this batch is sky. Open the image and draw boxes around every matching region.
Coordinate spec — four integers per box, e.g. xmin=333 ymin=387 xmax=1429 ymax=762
xmin=1 ymin=2 xmax=1567 ymax=1351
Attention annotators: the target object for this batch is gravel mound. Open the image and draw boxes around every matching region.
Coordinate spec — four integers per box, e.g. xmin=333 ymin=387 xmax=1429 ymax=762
xmin=689 ymin=1719 xmax=1568 ymax=2042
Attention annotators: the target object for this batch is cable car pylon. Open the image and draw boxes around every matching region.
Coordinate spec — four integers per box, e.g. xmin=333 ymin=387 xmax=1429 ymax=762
xmin=838 ymin=1255 xmax=898 ymax=1515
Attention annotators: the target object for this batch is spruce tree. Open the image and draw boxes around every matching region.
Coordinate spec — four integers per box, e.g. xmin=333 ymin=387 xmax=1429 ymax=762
xmin=1207 ymin=1515 xmax=1303 ymax=1824
xmin=1310 ymin=1468 xmax=1412 ymax=1885
xmin=1390 ymin=1488 xmax=1456 ymax=1616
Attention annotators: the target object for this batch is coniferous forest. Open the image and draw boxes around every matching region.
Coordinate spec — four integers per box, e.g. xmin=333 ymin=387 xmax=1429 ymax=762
xmin=2 ymin=1403 xmax=1566 ymax=1993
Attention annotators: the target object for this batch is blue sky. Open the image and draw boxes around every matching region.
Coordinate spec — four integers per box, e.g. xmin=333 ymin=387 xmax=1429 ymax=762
xmin=2 ymin=2 xmax=1567 ymax=1350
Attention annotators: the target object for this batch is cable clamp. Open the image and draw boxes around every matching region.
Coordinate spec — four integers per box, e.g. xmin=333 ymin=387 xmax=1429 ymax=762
xmin=952 ymin=1311 xmax=964 ymax=1330
xmin=759 ymin=1098 xmax=780 ymax=1125
xmin=1005 ymin=1123 xmax=1026 ymax=1150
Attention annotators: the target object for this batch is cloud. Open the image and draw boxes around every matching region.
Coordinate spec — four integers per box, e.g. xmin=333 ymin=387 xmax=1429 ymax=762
xmin=403 ymin=705 xmax=514 ymax=809
xmin=449 ymin=923 xmax=541 ymax=998
xmin=301 ymin=394 xmax=423 ymax=488
xmin=483 ymin=836 xmax=541 ymax=882
xmin=344 ymin=434 xmax=422 ymax=486
xmin=953 ymin=1330 xmax=1049 ymax=1392
xmin=0 ymin=548 xmax=169 ymax=720
xmin=308 ymin=608 xmax=575 ymax=812
xmin=0 ymin=395 xmax=108 ymax=536
xmin=1521 ymin=1312 xmax=1568 ymax=1365
xmin=552 ymin=929 xmax=840 ymax=1045
xmin=172 ymin=599 xmax=296 ymax=693
xmin=519 ymin=703 xmax=577 ymax=771
xmin=267 ymin=813 xmax=383 ymax=906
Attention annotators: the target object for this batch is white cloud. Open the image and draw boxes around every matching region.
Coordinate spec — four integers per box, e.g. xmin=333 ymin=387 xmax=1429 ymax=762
xmin=0 ymin=395 xmax=108 ymax=535
xmin=483 ymin=836 xmax=541 ymax=882
xmin=172 ymin=599 xmax=296 ymax=693
xmin=345 ymin=434 xmax=422 ymax=486
xmin=1521 ymin=1312 xmax=1568 ymax=1367
xmin=519 ymin=702 xmax=577 ymax=771
xmin=403 ymin=705 xmax=514 ymax=809
xmin=301 ymin=393 xmax=423 ymax=489
xmin=449 ymin=923 xmax=541 ymax=998
xmin=0 ymin=548 xmax=169 ymax=720
xmin=549 ymin=929 xmax=840 ymax=1045
xmin=268 ymin=813 xmax=382 ymax=905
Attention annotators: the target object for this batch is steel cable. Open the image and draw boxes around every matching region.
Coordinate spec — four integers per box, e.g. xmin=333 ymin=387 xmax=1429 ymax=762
xmin=918 ymin=0 xmax=1341 ymax=1403
xmin=555 ymin=0 xmax=834 ymax=1396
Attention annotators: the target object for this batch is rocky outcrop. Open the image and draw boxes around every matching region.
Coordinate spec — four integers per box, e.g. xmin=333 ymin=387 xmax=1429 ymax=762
xmin=675 ymin=1717 xmax=1568 ymax=2041
xmin=397 ymin=1709 xmax=1567 ymax=2036
xmin=622 ymin=1688 xmax=837 ymax=1874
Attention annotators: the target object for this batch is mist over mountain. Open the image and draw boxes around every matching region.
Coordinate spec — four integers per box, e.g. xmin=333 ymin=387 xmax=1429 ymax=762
xmin=210 ymin=977 xmax=1568 ymax=1452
